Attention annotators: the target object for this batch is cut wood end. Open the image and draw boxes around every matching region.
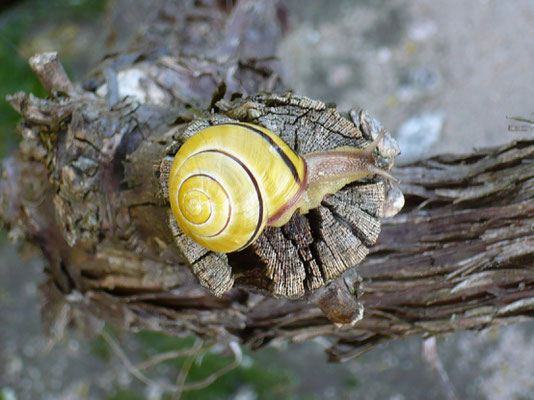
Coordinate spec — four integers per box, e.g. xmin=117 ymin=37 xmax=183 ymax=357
xmin=29 ymin=51 xmax=59 ymax=66
xmin=28 ymin=52 xmax=76 ymax=96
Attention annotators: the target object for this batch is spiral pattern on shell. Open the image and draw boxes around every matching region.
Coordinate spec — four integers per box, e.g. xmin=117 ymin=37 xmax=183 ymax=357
xmin=169 ymin=123 xmax=308 ymax=253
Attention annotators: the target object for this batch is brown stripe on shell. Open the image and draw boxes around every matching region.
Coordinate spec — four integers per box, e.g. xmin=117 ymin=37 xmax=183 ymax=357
xmin=225 ymin=122 xmax=302 ymax=184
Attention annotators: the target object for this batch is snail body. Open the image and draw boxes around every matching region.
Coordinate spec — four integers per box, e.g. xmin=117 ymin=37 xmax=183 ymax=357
xmin=169 ymin=122 xmax=394 ymax=253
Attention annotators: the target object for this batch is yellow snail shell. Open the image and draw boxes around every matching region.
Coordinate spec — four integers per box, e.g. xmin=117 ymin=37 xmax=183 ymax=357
xmin=169 ymin=122 xmax=307 ymax=253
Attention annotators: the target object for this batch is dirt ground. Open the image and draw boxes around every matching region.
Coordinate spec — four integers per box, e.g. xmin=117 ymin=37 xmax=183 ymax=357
xmin=1 ymin=1 xmax=534 ymax=399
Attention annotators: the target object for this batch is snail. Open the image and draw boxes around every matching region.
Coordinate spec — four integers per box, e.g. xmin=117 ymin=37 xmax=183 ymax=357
xmin=168 ymin=122 xmax=396 ymax=253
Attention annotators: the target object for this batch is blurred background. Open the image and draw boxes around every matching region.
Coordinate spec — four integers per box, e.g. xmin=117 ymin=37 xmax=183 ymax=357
xmin=1 ymin=1 xmax=533 ymax=399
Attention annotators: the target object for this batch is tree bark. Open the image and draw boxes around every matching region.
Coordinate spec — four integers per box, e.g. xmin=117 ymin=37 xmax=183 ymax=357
xmin=1 ymin=0 xmax=534 ymax=362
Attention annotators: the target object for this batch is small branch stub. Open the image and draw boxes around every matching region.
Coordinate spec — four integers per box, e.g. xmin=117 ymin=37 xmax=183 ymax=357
xmin=29 ymin=52 xmax=76 ymax=96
